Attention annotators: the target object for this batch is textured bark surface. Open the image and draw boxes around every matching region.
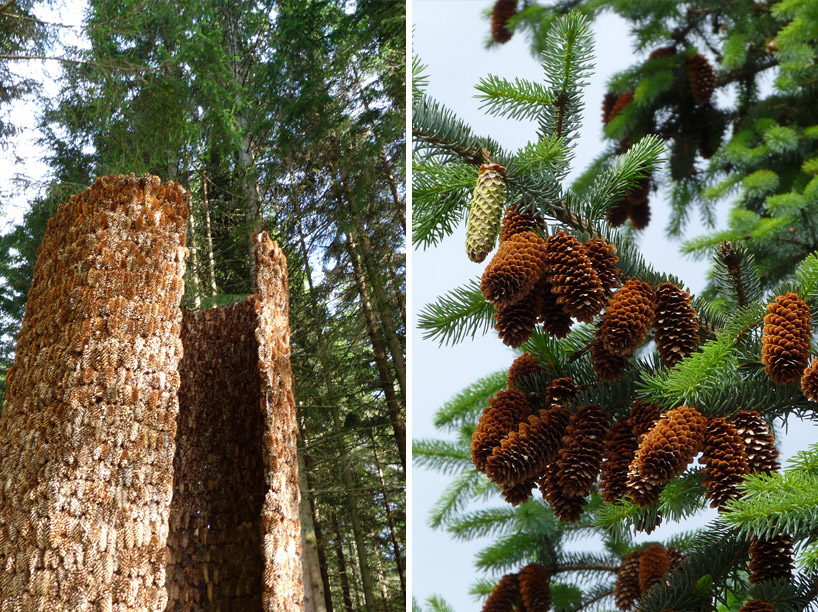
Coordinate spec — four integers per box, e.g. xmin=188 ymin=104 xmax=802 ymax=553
xmin=0 ymin=174 xmax=189 ymax=611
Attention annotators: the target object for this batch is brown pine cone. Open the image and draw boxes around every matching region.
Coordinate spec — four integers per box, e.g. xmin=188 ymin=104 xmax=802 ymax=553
xmin=739 ymin=601 xmax=775 ymax=612
xmin=762 ymin=292 xmax=812 ymax=384
xmin=600 ymin=420 xmax=638 ymax=503
xmin=688 ymin=53 xmax=716 ymax=104
xmin=545 ymin=377 xmax=578 ymax=407
xmin=590 ymin=330 xmax=628 ymax=382
xmin=627 ymin=177 xmax=651 ymax=207
xmin=486 ymin=406 xmax=570 ymax=487
xmin=803 ymin=358 xmax=818 ymax=401
xmin=602 ymin=92 xmax=618 ymax=125
xmin=649 ymin=46 xmax=676 ymax=60
xmin=537 ymin=277 xmax=573 ymax=338
xmin=631 ymin=401 xmax=661 ymax=442
xmin=518 ymin=563 xmax=551 ymax=612
xmin=626 ymin=469 xmax=663 ymax=508
xmin=654 ymin=283 xmax=699 ymax=367
xmin=494 ymin=287 xmax=541 ymax=348
xmin=545 ymin=231 xmax=606 ymax=322
xmin=606 ymin=199 xmax=630 ymax=227
xmin=501 ymin=480 xmax=536 ymax=506
xmin=500 ymin=202 xmax=545 ymax=243
xmin=507 ymin=352 xmax=541 ymax=389
xmin=667 ymin=547 xmax=685 ymax=570
xmin=540 ymin=462 xmax=586 ymax=522
xmin=639 ymin=544 xmax=671 ymax=591
xmin=614 ymin=550 xmax=643 ymax=611
xmin=749 ymin=534 xmax=794 ymax=584
xmin=608 ymin=92 xmax=634 ymax=122
xmin=557 ymin=404 xmax=610 ymax=496
xmin=699 ymin=417 xmax=749 ymax=511
xmin=629 ymin=200 xmax=651 ymax=230
xmin=481 ymin=572 xmax=520 ymax=612
xmin=472 ymin=389 xmax=533 ymax=473
xmin=482 ymin=232 xmax=549 ymax=309
xmin=599 ymin=280 xmax=656 ymax=356
xmin=731 ymin=411 xmax=780 ymax=474
xmin=584 ymin=237 xmax=619 ymax=298
xmin=629 ymin=406 xmax=707 ymax=487
xmin=490 ymin=0 xmax=517 ymax=45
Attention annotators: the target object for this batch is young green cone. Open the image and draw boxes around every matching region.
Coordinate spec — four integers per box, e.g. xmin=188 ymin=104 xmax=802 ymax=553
xmin=466 ymin=163 xmax=507 ymax=263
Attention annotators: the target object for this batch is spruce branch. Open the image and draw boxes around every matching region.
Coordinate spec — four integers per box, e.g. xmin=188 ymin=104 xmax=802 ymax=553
xmin=417 ymin=278 xmax=495 ymax=347
xmin=475 ymin=75 xmax=555 ymax=121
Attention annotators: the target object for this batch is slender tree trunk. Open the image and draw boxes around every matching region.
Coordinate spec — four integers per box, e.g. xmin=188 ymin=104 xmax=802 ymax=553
xmin=201 ymin=171 xmax=218 ymax=296
xmin=345 ymin=535 xmax=364 ymax=611
xmin=330 ymin=508 xmax=355 ymax=612
xmin=388 ymin=254 xmax=406 ymax=329
xmin=302 ymin=443 xmax=335 ymax=612
xmin=298 ymin=430 xmax=328 ymax=612
xmin=187 ymin=209 xmax=203 ymax=308
xmin=370 ymin=436 xmax=405 ymax=598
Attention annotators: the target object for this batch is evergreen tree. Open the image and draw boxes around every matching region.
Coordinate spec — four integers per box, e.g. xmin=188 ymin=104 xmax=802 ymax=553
xmin=414 ymin=5 xmax=818 ymax=610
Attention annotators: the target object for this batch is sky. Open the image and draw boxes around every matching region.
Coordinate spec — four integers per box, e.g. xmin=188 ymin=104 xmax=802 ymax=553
xmin=411 ymin=1 xmax=818 ymax=610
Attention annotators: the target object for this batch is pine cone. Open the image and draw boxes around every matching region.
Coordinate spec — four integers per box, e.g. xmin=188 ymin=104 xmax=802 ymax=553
xmin=630 ymin=406 xmax=707 ymax=486
xmin=501 ymin=480 xmax=536 ymax=506
xmin=494 ymin=288 xmax=541 ymax=348
xmin=614 ymin=550 xmax=643 ymax=611
xmin=608 ymin=92 xmax=634 ymax=122
xmin=584 ymin=237 xmax=619 ymax=298
xmin=631 ymin=401 xmax=660 ymax=442
xmin=668 ymin=547 xmax=685 ymax=569
xmin=600 ymin=420 xmax=638 ymax=503
xmin=606 ymin=199 xmax=630 ymax=227
xmin=602 ymin=92 xmax=618 ymax=125
xmin=507 ymin=352 xmax=541 ymax=389
xmin=739 ymin=601 xmax=775 ymax=612
xmin=537 ymin=277 xmax=573 ymax=338
xmin=688 ymin=53 xmax=716 ymax=104
xmin=518 ymin=563 xmax=551 ymax=612
xmin=626 ymin=470 xmax=663 ymax=508
xmin=762 ymin=292 xmax=812 ymax=384
xmin=540 ymin=462 xmax=586 ymax=522
xmin=639 ymin=544 xmax=671 ymax=591
xmin=500 ymin=202 xmax=545 ymax=243
xmin=481 ymin=572 xmax=520 ymax=612
xmin=629 ymin=200 xmax=651 ymax=230
xmin=654 ymin=283 xmax=699 ymax=367
xmin=731 ymin=411 xmax=780 ymax=474
xmin=749 ymin=534 xmax=794 ymax=584
xmin=557 ymin=404 xmax=610 ymax=496
xmin=699 ymin=417 xmax=749 ymax=510
xmin=649 ymin=46 xmax=676 ymax=59
xmin=545 ymin=377 xmax=578 ymax=407
xmin=590 ymin=330 xmax=628 ymax=382
xmin=466 ymin=163 xmax=507 ymax=263
xmin=545 ymin=231 xmax=605 ymax=322
xmin=472 ymin=389 xmax=533 ymax=473
xmin=490 ymin=0 xmax=517 ymax=45
xmin=486 ymin=406 xmax=570 ymax=487
xmin=627 ymin=177 xmax=651 ymax=207
xmin=803 ymin=358 xmax=818 ymax=401
xmin=599 ymin=280 xmax=656 ymax=356
xmin=482 ymin=231 xmax=549 ymax=309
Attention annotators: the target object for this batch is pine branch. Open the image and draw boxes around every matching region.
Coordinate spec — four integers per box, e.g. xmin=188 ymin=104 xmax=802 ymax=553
xmin=417 ymin=277 xmax=495 ymax=346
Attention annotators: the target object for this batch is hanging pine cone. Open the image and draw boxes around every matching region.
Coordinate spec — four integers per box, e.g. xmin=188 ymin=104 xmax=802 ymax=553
xmin=472 ymin=389 xmax=533 ymax=473
xmin=606 ymin=199 xmax=630 ymax=227
xmin=739 ymin=601 xmax=775 ymax=612
xmin=630 ymin=406 xmax=707 ymax=487
xmin=590 ymin=331 xmax=628 ymax=382
xmin=518 ymin=563 xmax=551 ymax=612
xmin=762 ymin=292 xmax=812 ymax=384
xmin=540 ymin=462 xmax=586 ymax=522
xmin=500 ymin=202 xmax=545 ymax=243
xmin=649 ymin=46 xmax=676 ymax=60
xmin=631 ymin=401 xmax=661 ymax=442
xmin=481 ymin=572 xmax=521 ymax=612
xmin=602 ymin=92 xmax=618 ymax=125
xmin=749 ymin=534 xmax=794 ymax=584
xmin=600 ymin=420 xmax=638 ymax=503
xmin=688 ymin=53 xmax=716 ymax=104
xmin=639 ymin=544 xmax=671 ymax=591
xmin=501 ymin=480 xmax=536 ymax=506
xmin=556 ymin=404 xmax=610 ymax=496
xmin=626 ymin=470 xmax=663 ymax=508
xmin=629 ymin=200 xmax=651 ymax=230
xmin=486 ymin=406 xmax=570 ymax=487
xmin=608 ymin=92 xmax=634 ymax=122
xmin=494 ymin=287 xmax=541 ymax=348
xmin=545 ymin=231 xmax=605 ymax=322
xmin=466 ymin=163 xmax=507 ymax=263
xmin=507 ymin=352 xmax=541 ymax=389
xmin=537 ymin=277 xmax=573 ymax=338
xmin=614 ymin=550 xmax=643 ymax=611
xmin=584 ymin=237 xmax=619 ymax=298
xmin=654 ymin=282 xmax=699 ymax=367
xmin=803 ymin=358 xmax=818 ymax=401
xmin=599 ymin=279 xmax=656 ymax=356
xmin=490 ymin=0 xmax=517 ymax=45
xmin=668 ymin=547 xmax=685 ymax=570
xmin=482 ymin=231 xmax=549 ymax=309
xmin=731 ymin=410 xmax=780 ymax=474
xmin=699 ymin=417 xmax=749 ymax=510
xmin=544 ymin=377 xmax=578 ymax=407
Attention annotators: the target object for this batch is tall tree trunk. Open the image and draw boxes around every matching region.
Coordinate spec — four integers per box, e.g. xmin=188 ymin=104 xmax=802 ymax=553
xmin=370 ymin=436 xmax=405 ymax=598
xmin=187 ymin=209 xmax=204 ymax=308
xmin=301 ymin=436 xmax=335 ymax=612
xmin=201 ymin=171 xmax=218 ymax=296
xmin=298 ymin=430 xmax=328 ymax=612
xmin=388 ymin=254 xmax=406 ymax=329
xmin=330 ymin=508 xmax=355 ymax=612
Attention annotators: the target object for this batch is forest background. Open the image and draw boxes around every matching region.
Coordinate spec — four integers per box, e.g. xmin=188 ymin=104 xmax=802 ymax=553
xmin=0 ymin=1 xmax=405 ymax=611
xmin=413 ymin=1 xmax=818 ymax=610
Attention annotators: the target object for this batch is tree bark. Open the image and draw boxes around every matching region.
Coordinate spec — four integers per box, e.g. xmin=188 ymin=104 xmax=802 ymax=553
xmin=330 ymin=508 xmax=355 ymax=612
xmin=301 ymin=436 xmax=335 ymax=612
xmin=201 ymin=171 xmax=218 ymax=296
xmin=370 ymin=436 xmax=405 ymax=598
xmin=298 ymin=430 xmax=328 ymax=612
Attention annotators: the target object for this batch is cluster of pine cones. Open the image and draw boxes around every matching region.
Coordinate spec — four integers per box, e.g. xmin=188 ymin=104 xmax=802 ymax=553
xmin=481 ymin=563 xmax=551 ymax=612
xmin=614 ymin=544 xmax=684 ymax=610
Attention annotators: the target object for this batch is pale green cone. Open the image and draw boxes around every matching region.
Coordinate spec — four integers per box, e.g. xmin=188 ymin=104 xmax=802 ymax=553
xmin=465 ymin=163 xmax=506 ymax=263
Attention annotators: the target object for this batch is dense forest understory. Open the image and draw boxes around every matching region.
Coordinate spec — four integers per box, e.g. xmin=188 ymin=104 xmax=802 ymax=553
xmin=0 ymin=1 xmax=405 ymax=611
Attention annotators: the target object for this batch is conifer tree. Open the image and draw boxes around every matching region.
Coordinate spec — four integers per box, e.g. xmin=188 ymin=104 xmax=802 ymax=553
xmin=414 ymin=5 xmax=818 ymax=610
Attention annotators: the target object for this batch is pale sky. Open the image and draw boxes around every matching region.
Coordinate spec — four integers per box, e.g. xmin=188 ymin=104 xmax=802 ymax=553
xmin=411 ymin=1 xmax=818 ymax=610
